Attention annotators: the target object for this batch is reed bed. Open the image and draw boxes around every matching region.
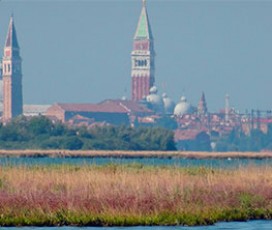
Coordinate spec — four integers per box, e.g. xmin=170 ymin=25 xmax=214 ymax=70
xmin=0 ymin=149 xmax=272 ymax=158
xmin=0 ymin=164 xmax=272 ymax=226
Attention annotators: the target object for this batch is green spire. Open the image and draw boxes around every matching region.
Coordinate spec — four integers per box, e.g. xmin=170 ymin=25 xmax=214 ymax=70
xmin=134 ymin=0 xmax=153 ymax=40
xmin=5 ymin=16 xmax=20 ymax=49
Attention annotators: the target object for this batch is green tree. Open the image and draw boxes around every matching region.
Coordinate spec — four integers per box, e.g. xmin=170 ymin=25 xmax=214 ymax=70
xmin=155 ymin=116 xmax=178 ymax=130
xmin=27 ymin=116 xmax=53 ymax=136
xmin=62 ymin=136 xmax=83 ymax=150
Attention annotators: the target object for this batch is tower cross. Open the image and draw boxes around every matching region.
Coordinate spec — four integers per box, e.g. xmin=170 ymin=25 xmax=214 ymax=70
xmin=142 ymin=0 xmax=146 ymax=7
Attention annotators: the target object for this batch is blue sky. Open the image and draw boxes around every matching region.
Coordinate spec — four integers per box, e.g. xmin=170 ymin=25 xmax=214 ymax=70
xmin=1 ymin=0 xmax=272 ymax=112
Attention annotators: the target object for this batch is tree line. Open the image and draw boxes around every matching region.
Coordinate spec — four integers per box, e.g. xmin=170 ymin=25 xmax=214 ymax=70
xmin=0 ymin=116 xmax=176 ymax=151
xmin=215 ymin=126 xmax=272 ymax=152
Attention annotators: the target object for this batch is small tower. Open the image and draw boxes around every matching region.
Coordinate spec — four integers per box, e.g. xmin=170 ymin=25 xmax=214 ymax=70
xmin=225 ymin=94 xmax=230 ymax=122
xmin=197 ymin=92 xmax=208 ymax=115
xmin=131 ymin=0 xmax=155 ymax=101
xmin=2 ymin=16 xmax=23 ymax=122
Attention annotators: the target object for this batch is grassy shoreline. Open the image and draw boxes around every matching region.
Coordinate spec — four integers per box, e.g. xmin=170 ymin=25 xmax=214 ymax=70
xmin=0 ymin=149 xmax=272 ymax=159
xmin=0 ymin=164 xmax=272 ymax=226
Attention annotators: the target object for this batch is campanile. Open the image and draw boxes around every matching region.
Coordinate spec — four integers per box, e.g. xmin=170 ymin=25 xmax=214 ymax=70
xmin=2 ymin=16 xmax=23 ymax=122
xmin=131 ymin=0 xmax=155 ymax=101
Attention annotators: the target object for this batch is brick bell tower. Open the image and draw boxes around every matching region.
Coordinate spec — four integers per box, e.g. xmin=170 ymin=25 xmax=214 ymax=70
xmin=131 ymin=0 xmax=155 ymax=101
xmin=2 ymin=16 xmax=23 ymax=122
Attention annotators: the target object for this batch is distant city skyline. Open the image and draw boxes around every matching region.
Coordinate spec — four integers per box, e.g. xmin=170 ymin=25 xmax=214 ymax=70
xmin=1 ymin=0 xmax=272 ymax=112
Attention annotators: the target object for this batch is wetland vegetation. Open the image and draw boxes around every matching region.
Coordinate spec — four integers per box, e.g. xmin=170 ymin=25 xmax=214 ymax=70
xmin=0 ymin=164 xmax=271 ymax=226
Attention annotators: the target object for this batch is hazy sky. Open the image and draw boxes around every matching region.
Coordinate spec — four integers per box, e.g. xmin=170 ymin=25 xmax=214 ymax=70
xmin=1 ymin=0 xmax=272 ymax=112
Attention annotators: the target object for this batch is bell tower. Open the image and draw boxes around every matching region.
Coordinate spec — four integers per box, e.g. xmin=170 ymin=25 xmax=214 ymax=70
xmin=198 ymin=92 xmax=208 ymax=115
xmin=2 ymin=16 xmax=23 ymax=122
xmin=131 ymin=0 xmax=155 ymax=101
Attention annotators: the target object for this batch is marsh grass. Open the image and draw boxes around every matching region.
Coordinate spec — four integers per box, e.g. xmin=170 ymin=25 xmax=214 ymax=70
xmin=0 ymin=164 xmax=272 ymax=226
xmin=0 ymin=149 xmax=272 ymax=158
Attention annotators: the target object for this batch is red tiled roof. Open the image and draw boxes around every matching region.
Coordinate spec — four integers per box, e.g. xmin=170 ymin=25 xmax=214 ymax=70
xmin=56 ymin=103 xmax=127 ymax=113
xmin=253 ymin=118 xmax=272 ymax=123
xmin=99 ymin=99 xmax=153 ymax=114
xmin=70 ymin=114 xmax=94 ymax=121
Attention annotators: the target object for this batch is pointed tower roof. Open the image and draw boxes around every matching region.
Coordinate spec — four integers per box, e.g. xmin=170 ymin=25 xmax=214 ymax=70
xmin=198 ymin=92 xmax=208 ymax=115
xmin=134 ymin=0 xmax=153 ymax=40
xmin=200 ymin=92 xmax=206 ymax=102
xmin=5 ymin=16 xmax=20 ymax=49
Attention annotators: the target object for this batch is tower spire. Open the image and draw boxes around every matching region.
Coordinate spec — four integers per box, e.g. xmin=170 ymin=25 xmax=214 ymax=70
xmin=5 ymin=16 xmax=19 ymax=49
xmin=225 ymin=94 xmax=230 ymax=122
xmin=131 ymin=0 xmax=155 ymax=101
xmin=134 ymin=0 xmax=153 ymax=40
xmin=198 ymin=92 xmax=208 ymax=115
xmin=2 ymin=16 xmax=23 ymax=122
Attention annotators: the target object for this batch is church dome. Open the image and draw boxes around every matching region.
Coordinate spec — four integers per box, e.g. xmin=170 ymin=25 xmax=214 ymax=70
xmin=162 ymin=93 xmax=175 ymax=115
xmin=149 ymin=86 xmax=158 ymax=94
xmin=174 ymin=96 xmax=193 ymax=116
xmin=146 ymin=86 xmax=164 ymax=113
xmin=146 ymin=93 xmax=163 ymax=107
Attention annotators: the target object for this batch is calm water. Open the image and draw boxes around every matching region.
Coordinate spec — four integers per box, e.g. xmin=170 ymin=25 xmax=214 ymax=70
xmin=0 ymin=156 xmax=272 ymax=168
xmin=1 ymin=220 xmax=272 ymax=229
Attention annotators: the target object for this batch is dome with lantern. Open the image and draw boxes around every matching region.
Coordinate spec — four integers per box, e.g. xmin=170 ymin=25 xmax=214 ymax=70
xmin=146 ymin=86 xmax=164 ymax=113
xmin=162 ymin=93 xmax=175 ymax=115
xmin=174 ymin=96 xmax=193 ymax=116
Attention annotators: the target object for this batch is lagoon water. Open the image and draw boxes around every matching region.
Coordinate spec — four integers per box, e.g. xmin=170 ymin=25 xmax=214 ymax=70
xmin=0 ymin=156 xmax=272 ymax=168
xmin=1 ymin=220 xmax=272 ymax=229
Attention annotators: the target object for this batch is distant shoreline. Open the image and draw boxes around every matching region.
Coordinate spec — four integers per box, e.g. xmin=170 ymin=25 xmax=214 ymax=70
xmin=0 ymin=149 xmax=272 ymax=159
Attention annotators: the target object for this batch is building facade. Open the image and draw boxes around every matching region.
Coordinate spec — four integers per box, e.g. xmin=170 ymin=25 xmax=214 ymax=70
xmin=46 ymin=103 xmax=130 ymax=125
xmin=46 ymin=100 xmax=153 ymax=126
xmin=2 ymin=16 xmax=23 ymax=122
xmin=131 ymin=0 xmax=155 ymax=101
